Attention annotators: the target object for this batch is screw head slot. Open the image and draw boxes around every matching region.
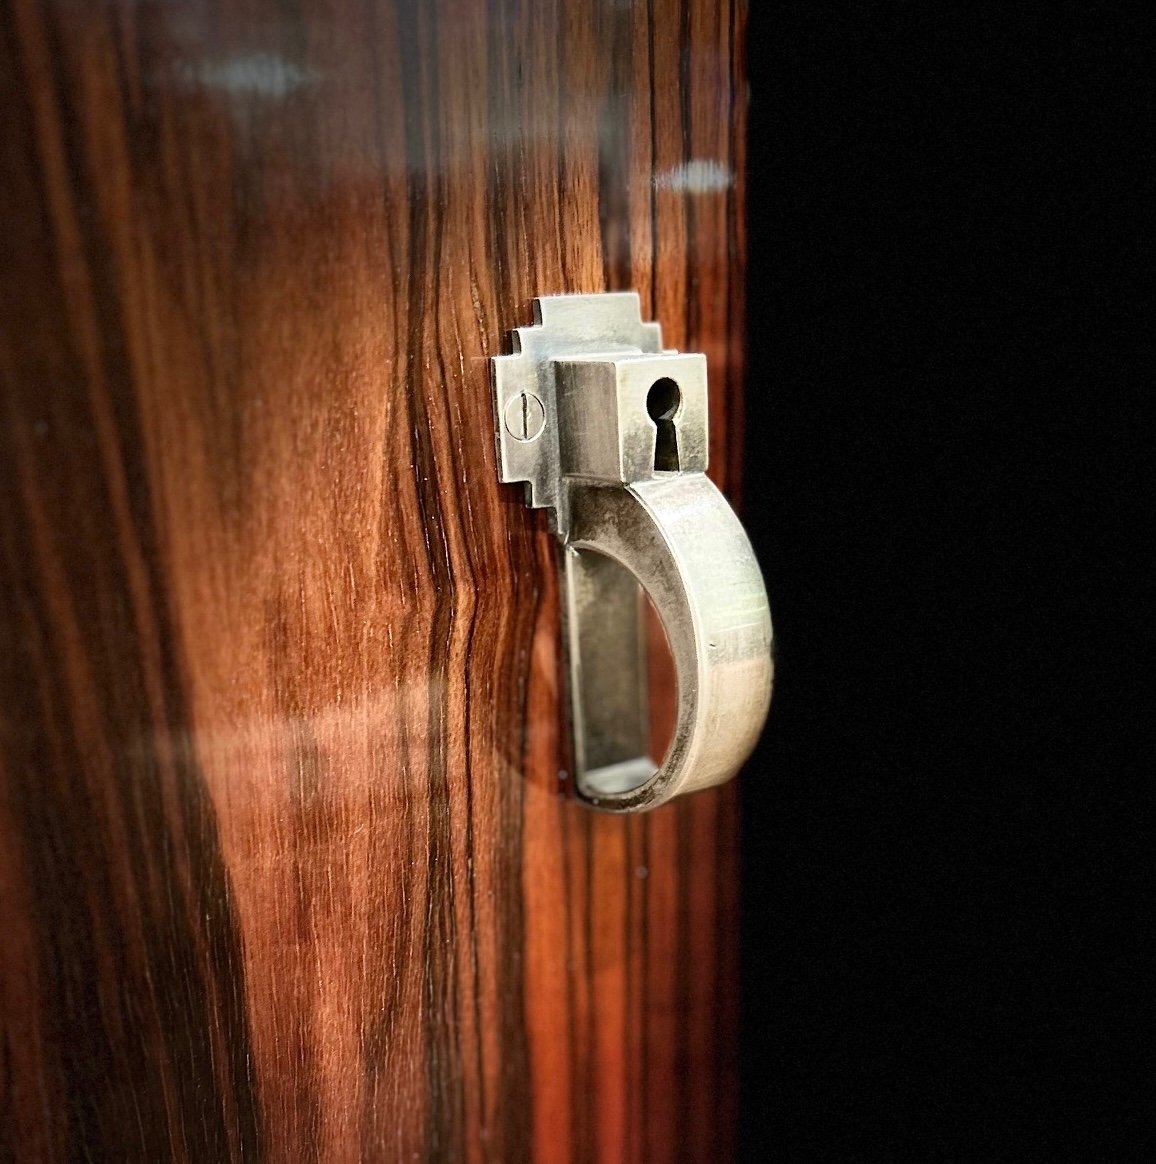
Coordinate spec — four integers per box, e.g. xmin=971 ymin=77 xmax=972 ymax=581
xmin=503 ymin=391 xmax=546 ymax=442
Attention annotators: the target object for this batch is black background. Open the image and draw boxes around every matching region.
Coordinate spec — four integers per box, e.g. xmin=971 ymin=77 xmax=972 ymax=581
xmin=738 ymin=6 xmax=1146 ymax=1158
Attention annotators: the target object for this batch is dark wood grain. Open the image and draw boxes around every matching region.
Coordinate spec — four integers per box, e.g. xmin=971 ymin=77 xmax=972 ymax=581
xmin=0 ymin=1 xmax=746 ymax=1159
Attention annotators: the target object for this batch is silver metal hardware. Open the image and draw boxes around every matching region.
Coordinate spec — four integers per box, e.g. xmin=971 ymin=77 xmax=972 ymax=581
xmin=492 ymin=293 xmax=772 ymax=812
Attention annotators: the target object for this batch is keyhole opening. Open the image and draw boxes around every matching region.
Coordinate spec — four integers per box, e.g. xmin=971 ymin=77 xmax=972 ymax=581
xmin=646 ymin=378 xmax=681 ymax=472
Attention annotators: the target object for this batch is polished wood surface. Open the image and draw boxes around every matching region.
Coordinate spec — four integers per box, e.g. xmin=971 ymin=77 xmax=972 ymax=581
xmin=0 ymin=1 xmax=746 ymax=1159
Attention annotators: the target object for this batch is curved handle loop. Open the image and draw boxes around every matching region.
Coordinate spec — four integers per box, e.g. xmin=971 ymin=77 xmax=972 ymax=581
xmin=564 ymin=474 xmax=773 ymax=811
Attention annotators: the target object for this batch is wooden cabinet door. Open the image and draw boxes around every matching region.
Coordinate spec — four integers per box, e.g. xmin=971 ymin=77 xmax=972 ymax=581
xmin=0 ymin=2 xmax=746 ymax=1159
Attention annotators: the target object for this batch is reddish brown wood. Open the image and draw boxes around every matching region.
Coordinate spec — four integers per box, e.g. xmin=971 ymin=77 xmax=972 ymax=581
xmin=0 ymin=1 xmax=747 ymax=1159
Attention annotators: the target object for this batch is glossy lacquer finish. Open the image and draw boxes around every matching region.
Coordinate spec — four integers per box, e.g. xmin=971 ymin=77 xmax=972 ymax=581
xmin=0 ymin=1 xmax=747 ymax=1160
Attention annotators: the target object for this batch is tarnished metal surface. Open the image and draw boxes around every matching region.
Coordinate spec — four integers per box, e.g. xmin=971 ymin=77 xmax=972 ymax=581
xmin=494 ymin=293 xmax=772 ymax=811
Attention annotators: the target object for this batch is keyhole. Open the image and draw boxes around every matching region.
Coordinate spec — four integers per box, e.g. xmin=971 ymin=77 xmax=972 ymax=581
xmin=647 ymin=378 xmax=681 ymax=472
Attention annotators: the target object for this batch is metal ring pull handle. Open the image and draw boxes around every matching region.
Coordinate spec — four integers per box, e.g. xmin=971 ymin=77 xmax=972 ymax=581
xmin=493 ymin=293 xmax=773 ymax=812
xmin=567 ymin=475 xmax=771 ymax=809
